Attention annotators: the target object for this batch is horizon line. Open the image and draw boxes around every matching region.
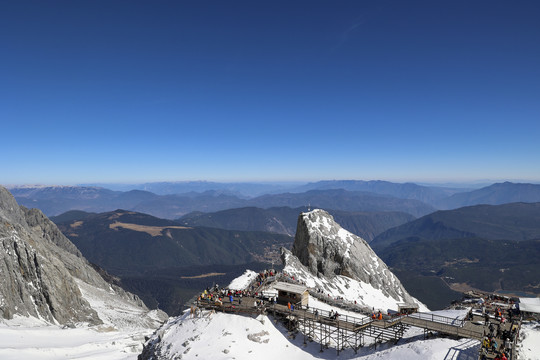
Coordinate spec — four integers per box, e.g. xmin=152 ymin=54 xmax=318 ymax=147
xmin=3 ymin=178 xmax=540 ymax=189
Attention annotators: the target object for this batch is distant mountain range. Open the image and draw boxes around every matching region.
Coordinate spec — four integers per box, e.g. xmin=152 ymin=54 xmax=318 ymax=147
xmin=11 ymin=186 xmax=247 ymax=218
xmin=11 ymin=185 xmax=437 ymax=218
xmin=371 ymin=202 xmax=540 ymax=302
xmin=81 ymin=179 xmax=469 ymax=201
xmin=435 ymin=182 xmax=540 ymax=209
xmin=371 ymin=202 xmax=540 ymax=250
xmin=10 ymin=181 xmax=540 ymax=221
xmin=179 ymin=206 xmax=414 ymax=242
xmin=80 ymin=181 xmax=302 ymax=197
xmin=246 ymin=189 xmax=435 ymax=217
xmin=292 ymin=180 xmax=465 ymax=205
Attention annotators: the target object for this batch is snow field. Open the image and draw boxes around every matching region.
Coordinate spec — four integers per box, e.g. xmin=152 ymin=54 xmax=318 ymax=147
xmin=0 ymin=279 xmax=167 ymax=360
xmin=0 ymin=316 xmax=145 ymax=360
xmin=517 ymin=321 xmax=540 ymax=360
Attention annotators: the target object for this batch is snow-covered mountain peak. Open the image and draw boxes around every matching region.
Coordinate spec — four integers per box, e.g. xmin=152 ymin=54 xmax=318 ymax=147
xmin=301 ymin=209 xmax=358 ymax=258
xmin=289 ymin=209 xmax=423 ymax=310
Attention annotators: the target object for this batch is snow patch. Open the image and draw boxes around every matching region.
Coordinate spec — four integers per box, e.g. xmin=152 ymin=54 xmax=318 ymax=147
xmin=518 ymin=321 xmax=540 ymax=360
xmin=228 ymin=269 xmax=257 ymax=290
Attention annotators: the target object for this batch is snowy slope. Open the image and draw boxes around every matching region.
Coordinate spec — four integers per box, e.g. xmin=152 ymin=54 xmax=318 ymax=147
xmin=0 ymin=280 xmax=166 ymax=360
xmin=141 ymin=307 xmax=480 ymax=360
xmin=282 ymin=249 xmax=428 ymax=313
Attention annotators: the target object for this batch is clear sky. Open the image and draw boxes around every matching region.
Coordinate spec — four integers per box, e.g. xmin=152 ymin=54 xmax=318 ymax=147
xmin=2 ymin=0 xmax=540 ymax=185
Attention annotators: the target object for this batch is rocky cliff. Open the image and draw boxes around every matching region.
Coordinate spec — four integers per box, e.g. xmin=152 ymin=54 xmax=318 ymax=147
xmin=286 ymin=209 xmax=419 ymax=308
xmin=0 ymin=185 xmax=161 ymax=326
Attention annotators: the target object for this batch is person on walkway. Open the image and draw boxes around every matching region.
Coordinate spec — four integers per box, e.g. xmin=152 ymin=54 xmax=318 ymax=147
xmin=482 ymin=337 xmax=489 ymax=350
xmin=378 ymin=312 xmax=383 ymax=320
xmin=287 ymin=302 xmax=291 ymax=311
xmin=491 ymin=339 xmax=498 ymax=353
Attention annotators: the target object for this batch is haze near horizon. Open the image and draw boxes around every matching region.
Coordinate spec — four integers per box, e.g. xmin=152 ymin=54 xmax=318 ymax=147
xmin=2 ymin=1 xmax=539 ymax=184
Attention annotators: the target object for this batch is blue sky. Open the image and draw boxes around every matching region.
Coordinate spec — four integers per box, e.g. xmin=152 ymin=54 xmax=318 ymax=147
xmin=2 ymin=0 xmax=540 ymax=185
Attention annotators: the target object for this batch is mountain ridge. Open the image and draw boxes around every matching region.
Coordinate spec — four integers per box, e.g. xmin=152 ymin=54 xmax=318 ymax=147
xmin=0 ymin=185 xmax=166 ymax=327
xmin=10 ymin=185 xmax=436 ymax=218
xmin=178 ymin=206 xmax=415 ymax=241
xmin=371 ymin=202 xmax=540 ymax=250
xmin=436 ymin=181 xmax=540 ymax=209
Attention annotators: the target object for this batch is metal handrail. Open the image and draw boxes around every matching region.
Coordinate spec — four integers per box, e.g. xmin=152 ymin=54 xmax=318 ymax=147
xmin=407 ymin=312 xmax=466 ymax=327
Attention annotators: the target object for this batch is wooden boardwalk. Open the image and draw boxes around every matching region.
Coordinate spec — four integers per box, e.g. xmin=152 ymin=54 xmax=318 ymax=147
xmin=401 ymin=315 xmax=483 ymax=340
xmin=193 ymin=275 xmax=521 ymax=359
xmin=196 ymin=296 xmax=484 ymax=355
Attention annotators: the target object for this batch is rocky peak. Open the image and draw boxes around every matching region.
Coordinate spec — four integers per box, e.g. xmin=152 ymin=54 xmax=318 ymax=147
xmin=290 ymin=209 xmax=416 ymax=303
xmin=0 ymin=186 xmax=27 ymax=227
xmin=22 ymin=206 xmax=83 ymax=258
xmin=0 ymin=185 xmax=160 ymax=326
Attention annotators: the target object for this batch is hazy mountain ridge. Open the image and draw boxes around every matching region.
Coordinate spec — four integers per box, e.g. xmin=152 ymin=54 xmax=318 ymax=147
xmin=248 ymin=189 xmax=435 ymax=217
xmin=80 ymin=180 xmax=301 ymax=197
xmin=371 ymin=202 xmax=540 ymax=250
xmin=436 ymin=181 xmax=540 ymax=209
xmin=10 ymin=184 xmax=436 ymax=218
xmin=293 ymin=180 xmax=466 ymax=206
xmin=10 ymin=186 xmax=247 ymax=218
xmin=179 ymin=206 xmax=415 ymax=241
xmin=178 ymin=206 xmax=304 ymax=236
xmin=10 ymin=182 xmax=540 ymax=231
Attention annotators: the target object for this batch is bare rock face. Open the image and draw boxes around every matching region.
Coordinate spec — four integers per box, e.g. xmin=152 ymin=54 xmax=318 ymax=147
xmin=290 ymin=209 xmax=416 ymax=303
xmin=0 ymin=186 xmax=153 ymax=325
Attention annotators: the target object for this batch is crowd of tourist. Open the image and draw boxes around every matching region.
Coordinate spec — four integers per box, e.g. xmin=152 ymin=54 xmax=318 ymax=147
xmin=469 ymin=293 xmax=521 ymax=360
